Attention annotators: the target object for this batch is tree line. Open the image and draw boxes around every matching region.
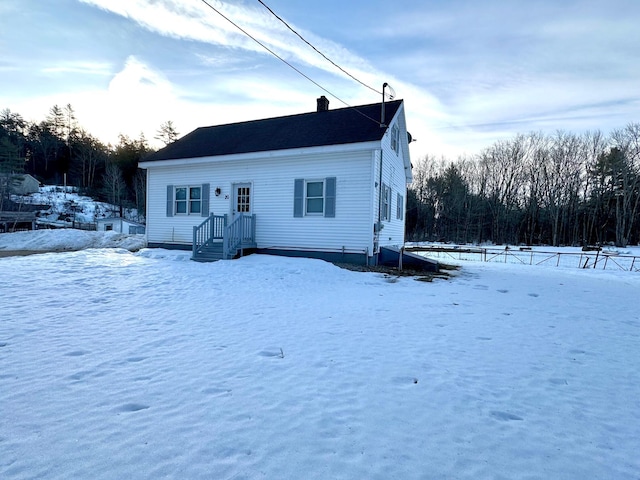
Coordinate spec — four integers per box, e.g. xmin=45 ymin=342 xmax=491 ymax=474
xmin=407 ymin=125 xmax=640 ymax=247
xmin=3 ymin=103 xmax=638 ymax=246
xmin=0 ymin=104 xmax=179 ymax=216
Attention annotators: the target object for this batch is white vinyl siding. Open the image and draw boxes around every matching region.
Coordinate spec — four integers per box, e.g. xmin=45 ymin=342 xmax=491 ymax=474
xmin=145 ymin=149 xmax=372 ymax=251
xmin=143 ymin=102 xmax=411 ymax=253
xmin=372 ymin=115 xmax=410 ymax=247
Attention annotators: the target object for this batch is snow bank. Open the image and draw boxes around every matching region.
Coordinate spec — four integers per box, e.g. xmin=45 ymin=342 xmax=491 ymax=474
xmin=0 ymin=229 xmax=146 ymax=253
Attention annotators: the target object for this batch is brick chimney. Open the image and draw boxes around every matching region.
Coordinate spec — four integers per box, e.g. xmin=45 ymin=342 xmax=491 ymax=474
xmin=317 ymin=95 xmax=329 ymax=112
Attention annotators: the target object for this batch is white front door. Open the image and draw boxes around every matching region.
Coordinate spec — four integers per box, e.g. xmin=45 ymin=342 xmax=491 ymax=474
xmin=232 ymin=183 xmax=251 ymax=218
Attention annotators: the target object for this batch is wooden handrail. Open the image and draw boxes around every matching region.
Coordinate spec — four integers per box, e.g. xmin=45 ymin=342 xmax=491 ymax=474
xmin=192 ymin=214 xmax=227 ymax=258
xmin=193 ymin=213 xmax=255 ymax=261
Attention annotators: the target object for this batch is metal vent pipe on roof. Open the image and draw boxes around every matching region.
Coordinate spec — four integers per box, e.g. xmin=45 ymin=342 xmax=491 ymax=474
xmin=380 ymin=82 xmax=395 ymax=127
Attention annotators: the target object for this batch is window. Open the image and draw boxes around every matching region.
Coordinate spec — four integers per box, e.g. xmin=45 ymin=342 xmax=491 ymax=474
xmin=390 ymin=124 xmax=399 ymax=154
xmin=306 ymin=180 xmax=324 ymax=214
xmin=381 ymin=183 xmax=392 ymax=221
xmin=236 ymin=186 xmax=251 ymax=213
xmin=105 ymin=223 xmax=113 ymax=231
xmin=294 ymin=177 xmax=336 ymax=218
xmin=396 ymin=193 xmax=404 ymax=220
xmin=175 ymin=186 xmax=201 ymax=215
xmin=166 ymin=184 xmax=209 ymax=217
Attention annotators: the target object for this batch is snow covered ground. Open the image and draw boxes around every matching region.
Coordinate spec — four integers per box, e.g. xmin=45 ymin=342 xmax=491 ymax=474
xmin=410 ymin=243 xmax=640 ymax=272
xmin=11 ymin=185 xmax=142 ymax=226
xmin=1 ymin=231 xmax=639 ymax=479
xmin=0 ymin=229 xmax=146 ymax=255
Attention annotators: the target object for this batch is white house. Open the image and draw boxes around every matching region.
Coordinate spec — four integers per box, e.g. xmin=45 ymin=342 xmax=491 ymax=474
xmin=2 ymin=173 xmax=40 ymax=195
xmin=139 ymin=97 xmax=430 ymax=268
xmin=96 ymin=217 xmax=146 ymax=234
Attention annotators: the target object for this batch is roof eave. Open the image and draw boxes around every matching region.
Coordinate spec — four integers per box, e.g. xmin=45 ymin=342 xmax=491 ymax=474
xmin=139 ymin=140 xmax=382 ymax=169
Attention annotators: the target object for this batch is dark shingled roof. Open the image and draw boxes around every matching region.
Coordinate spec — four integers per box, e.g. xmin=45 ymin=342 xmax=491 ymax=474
xmin=144 ymin=100 xmax=402 ymax=162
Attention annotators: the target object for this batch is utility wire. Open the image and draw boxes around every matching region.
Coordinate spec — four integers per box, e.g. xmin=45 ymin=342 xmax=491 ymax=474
xmin=256 ymin=0 xmax=382 ymax=96
xmin=198 ymin=0 xmax=382 ymax=126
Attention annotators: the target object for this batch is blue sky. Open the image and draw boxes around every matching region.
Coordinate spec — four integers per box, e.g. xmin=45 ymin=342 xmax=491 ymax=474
xmin=1 ymin=0 xmax=638 ymax=159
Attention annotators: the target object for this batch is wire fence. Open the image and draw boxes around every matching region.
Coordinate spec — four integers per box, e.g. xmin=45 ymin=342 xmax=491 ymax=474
xmin=406 ymin=246 xmax=640 ymax=273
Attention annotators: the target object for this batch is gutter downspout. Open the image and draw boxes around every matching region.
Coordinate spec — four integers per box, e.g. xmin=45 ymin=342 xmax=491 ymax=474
xmin=375 ymin=149 xmax=383 ymax=264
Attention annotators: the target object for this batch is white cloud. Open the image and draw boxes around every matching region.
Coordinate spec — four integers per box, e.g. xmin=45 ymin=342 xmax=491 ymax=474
xmin=78 ymin=0 xmax=386 ymax=90
xmin=74 ymin=0 xmax=450 ymax=158
xmin=41 ymin=61 xmax=113 ymax=76
xmin=6 ymin=0 xmax=637 ymax=162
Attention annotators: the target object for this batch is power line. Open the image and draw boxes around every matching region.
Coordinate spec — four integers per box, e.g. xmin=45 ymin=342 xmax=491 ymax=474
xmin=198 ymin=0 xmax=381 ymax=126
xmin=256 ymin=0 xmax=382 ymax=96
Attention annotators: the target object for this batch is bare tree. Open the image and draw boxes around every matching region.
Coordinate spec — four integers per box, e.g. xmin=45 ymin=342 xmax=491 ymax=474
xmin=133 ymin=169 xmax=146 ymax=221
xmin=74 ymin=130 xmax=106 ymax=189
xmin=608 ymin=124 xmax=640 ymax=246
xmin=155 ymin=121 xmax=179 ymax=146
xmin=581 ymin=130 xmax=607 ymax=245
xmin=103 ymin=160 xmax=125 ymax=216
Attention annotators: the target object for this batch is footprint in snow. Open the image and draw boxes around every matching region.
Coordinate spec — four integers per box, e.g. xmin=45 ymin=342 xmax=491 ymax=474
xmin=490 ymin=410 xmax=523 ymax=421
xmin=258 ymin=349 xmax=284 ymax=359
xmin=528 ymin=293 xmax=539 ymax=297
xmin=497 ymin=289 xmax=509 ymax=294
xmin=65 ymin=350 xmax=90 ymax=357
xmin=126 ymin=356 xmax=147 ymax=363
xmin=68 ymin=370 xmax=92 ymax=381
xmin=202 ymin=387 xmax=233 ymax=397
xmin=116 ymin=403 xmax=150 ymax=413
xmin=548 ymin=378 xmax=568 ymax=386
xmin=391 ymin=376 xmax=419 ymax=386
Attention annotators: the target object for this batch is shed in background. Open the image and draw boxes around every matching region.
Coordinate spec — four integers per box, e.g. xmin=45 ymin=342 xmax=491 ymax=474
xmin=97 ymin=217 xmax=145 ymax=234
